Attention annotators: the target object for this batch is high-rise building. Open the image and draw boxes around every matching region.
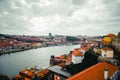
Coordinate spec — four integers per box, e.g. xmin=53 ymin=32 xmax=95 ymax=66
xmin=49 ymin=33 xmax=52 ymax=38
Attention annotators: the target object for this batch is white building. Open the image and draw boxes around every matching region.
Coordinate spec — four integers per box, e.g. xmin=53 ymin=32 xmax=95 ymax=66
xmin=72 ymin=50 xmax=84 ymax=64
xmin=101 ymin=47 xmax=114 ymax=58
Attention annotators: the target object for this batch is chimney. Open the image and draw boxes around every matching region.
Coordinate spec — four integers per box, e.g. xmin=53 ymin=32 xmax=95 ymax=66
xmin=104 ymin=68 xmax=109 ymax=80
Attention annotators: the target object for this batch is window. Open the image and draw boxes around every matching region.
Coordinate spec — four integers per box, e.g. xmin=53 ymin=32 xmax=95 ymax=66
xmin=105 ymin=50 xmax=107 ymax=53
xmin=104 ymin=54 xmax=107 ymax=57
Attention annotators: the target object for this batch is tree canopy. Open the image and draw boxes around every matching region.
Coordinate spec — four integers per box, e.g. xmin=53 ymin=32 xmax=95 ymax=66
xmin=66 ymin=36 xmax=79 ymax=41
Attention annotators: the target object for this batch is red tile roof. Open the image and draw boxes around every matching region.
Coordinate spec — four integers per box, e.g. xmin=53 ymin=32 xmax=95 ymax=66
xmin=74 ymin=46 xmax=90 ymax=51
xmin=72 ymin=50 xmax=83 ymax=56
xmin=80 ymin=47 xmax=89 ymax=51
xmin=67 ymin=62 xmax=118 ymax=80
xmin=106 ymin=33 xmax=115 ymax=37
xmin=74 ymin=48 xmax=81 ymax=50
xmin=102 ymin=47 xmax=113 ymax=51
xmin=24 ymin=77 xmax=30 ymax=80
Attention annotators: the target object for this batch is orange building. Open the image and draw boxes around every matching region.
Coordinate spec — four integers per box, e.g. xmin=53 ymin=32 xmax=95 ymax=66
xmin=67 ymin=62 xmax=119 ymax=80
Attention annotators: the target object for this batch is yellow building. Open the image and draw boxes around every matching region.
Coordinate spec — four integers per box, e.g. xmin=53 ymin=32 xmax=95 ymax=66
xmin=102 ymin=33 xmax=116 ymax=44
xmin=102 ymin=37 xmax=112 ymax=44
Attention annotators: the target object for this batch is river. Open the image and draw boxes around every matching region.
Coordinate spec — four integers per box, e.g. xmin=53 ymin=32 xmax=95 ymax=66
xmin=0 ymin=45 xmax=80 ymax=78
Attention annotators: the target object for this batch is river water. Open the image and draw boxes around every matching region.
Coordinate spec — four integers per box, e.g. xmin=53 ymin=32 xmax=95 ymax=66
xmin=0 ymin=45 xmax=80 ymax=78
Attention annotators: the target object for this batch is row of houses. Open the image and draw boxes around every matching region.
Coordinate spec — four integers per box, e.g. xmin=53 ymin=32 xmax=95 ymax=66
xmin=48 ymin=41 xmax=99 ymax=79
xmin=94 ymin=33 xmax=119 ymax=65
xmin=50 ymin=41 xmax=99 ymax=66
xmin=0 ymin=38 xmax=42 ymax=54
xmin=11 ymin=33 xmax=120 ymax=80
xmin=67 ymin=33 xmax=119 ymax=80
xmin=48 ymin=33 xmax=120 ymax=80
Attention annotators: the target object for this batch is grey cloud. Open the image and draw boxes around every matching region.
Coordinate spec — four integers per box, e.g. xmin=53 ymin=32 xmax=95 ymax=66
xmin=31 ymin=1 xmax=76 ymax=16
xmin=0 ymin=0 xmax=12 ymax=12
xmin=0 ymin=0 xmax=120 ymax=36
xmin=72 ymin=0 xmax=86 ymax=5
xmin=0 ymin=15 xmax=29 ymax=32
xmin=102 ymin=0 xmax=120 ymax=17
xmin=25 ymin=0 xmax=40 ymax=3
xmin=0 ymin=0 xmax=31 ymax=34
xmin=31 ymin=0 xmax=87 ymax=17
xmin=111 ymin=4 xmax=120 ymax=17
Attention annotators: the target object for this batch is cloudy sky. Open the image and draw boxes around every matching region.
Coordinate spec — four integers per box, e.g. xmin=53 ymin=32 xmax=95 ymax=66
xmin=0 ymin=0 xmax=120 ymax=36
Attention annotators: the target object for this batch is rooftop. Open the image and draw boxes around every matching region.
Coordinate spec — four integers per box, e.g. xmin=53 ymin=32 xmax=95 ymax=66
xmin=80 ymin=47 xmax=89 ymax=51
xmin=72 ymin=50 xmax=83 ymax=56
xmin=67 ymin=62 xmax=118 ymax=80
xmin=47 ymin=65 xmax=72 ymax=78
xmin=106 ymin=33 xmax=116 ymax=37
xmin=102 ymin=47 xmax=113 ymax=51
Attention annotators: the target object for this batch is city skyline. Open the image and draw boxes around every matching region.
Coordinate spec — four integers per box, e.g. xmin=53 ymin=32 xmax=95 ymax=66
xmin=0 ymin=0 xmax=120 ymax=36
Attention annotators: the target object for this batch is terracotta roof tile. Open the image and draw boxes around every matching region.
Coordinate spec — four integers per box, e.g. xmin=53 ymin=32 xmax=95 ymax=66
xmin=80 ymin=47 xmax=89 ymax=51
xmin=106 ymin=33 xmax=115 ymax=37
xmin=102 ymin=47 xmax=113 ymax=51
xmin=24 ymin=77 xmax=30 ymax=80
xmin=66 ymin=62 xmax=118 ymax=80
xmin=72 ymin=50 xmax=83 ymax=56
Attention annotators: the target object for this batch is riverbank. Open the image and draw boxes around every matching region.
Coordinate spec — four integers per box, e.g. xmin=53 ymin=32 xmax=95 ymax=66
xmin=0 ymin=47 xmax=41 ymax=56
xmin=0 ymin=43 xmax=77 ymax=56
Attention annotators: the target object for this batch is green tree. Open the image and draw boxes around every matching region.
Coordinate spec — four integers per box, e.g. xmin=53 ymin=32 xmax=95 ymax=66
xmin=66 ymin=36 xmax=79 ymax=41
